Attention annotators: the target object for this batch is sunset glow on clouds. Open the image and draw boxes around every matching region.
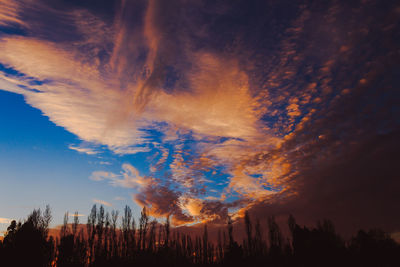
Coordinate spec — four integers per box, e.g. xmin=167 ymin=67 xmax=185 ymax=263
xmin=0 ymin=0 xmax=399 ymax=233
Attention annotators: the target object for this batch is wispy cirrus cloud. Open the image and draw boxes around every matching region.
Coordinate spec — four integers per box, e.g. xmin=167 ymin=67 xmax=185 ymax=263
xmin=0 ymin=0 xmax=25 ymax=27
xmin=92 ymin=199 xmax=112 ymax=207
xmin=68 ymin=144 xmax=99 ymax=155
xmin=91 ymin=163 xmax=153 ymax=189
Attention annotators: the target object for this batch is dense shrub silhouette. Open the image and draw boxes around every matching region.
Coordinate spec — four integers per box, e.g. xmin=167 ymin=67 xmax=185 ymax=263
xmin=1 ymin=205 xmax=399 ymax=267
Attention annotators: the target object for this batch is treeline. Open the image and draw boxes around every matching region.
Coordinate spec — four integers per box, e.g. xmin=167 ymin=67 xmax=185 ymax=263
xmin=1 ymin=205 xmax=399 ymax=267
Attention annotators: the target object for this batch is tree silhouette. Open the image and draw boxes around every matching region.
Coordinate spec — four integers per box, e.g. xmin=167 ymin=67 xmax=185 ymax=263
xmin=2 ymin=207 xmax=54 ymax=267
xmin=1 ymin=205 xmax=399 ymax=267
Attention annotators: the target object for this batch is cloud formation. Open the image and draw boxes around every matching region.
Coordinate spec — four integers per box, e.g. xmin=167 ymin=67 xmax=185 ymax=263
xmin=68 ymin=144 xmax=99 ymax=155
xmin=0 ymin=0 xmax=399 ymax=232
xmin=92 ymin=199 xmax=112 ymax=207
xmin=0 ymin=218 xmax=13 ymax=224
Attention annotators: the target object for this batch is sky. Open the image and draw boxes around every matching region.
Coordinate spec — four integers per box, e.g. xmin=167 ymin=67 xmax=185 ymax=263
xmin=0 ymin=0 xmax=399 ymax=236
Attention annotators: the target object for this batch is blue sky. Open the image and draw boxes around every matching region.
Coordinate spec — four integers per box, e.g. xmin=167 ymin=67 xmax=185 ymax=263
xmin=0 ymin=90 xmax=145 ymax=232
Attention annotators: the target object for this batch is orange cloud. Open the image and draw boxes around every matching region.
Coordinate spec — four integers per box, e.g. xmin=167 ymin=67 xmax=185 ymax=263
xmin=0 ymin=1 xmax=295 ymax=225
xmin=92 ymin=199 xmax=112 ymax=207
xmin=0 ymin=0 xmax=26 ymax=27
xmin=0 ymin=36 xmax=150 ymax=153
xmin=149 ymin=53 xmax=260 ymax=140
xmin=91 ymin=164 xmax=154 ymax=189
xmin=0 ymin=217 xmax=13 ymax=224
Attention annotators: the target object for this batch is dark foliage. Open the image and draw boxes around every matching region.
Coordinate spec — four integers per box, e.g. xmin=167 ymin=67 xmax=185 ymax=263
xmin=1 ymin=206 xmax=399 ymax=267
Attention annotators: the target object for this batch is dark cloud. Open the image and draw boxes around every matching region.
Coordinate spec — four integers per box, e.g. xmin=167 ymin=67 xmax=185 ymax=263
xmin=133 ymin=180 xmax=195 ymax=225
xmin=245 ymin=19 xmax=400 ymax=233
xmin=196 ymin=0 xmax=400 ymax=234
